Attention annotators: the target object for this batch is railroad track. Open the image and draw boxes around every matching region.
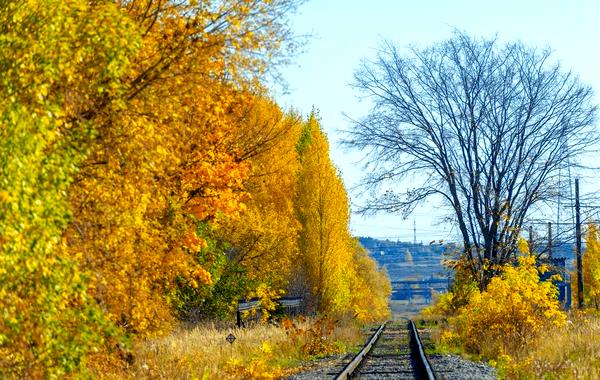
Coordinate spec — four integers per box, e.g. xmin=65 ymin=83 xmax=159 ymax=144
xmin=336 ymin=320 xmax=436 ymax=380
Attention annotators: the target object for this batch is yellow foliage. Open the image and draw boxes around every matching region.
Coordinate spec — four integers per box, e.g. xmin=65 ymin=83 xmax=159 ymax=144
xmin=65 ymin=0 xmax=302 ymax=337
xmin=584 ymin=223 xmax=600 ymax=309
xmin=350 ymin=240 xmax=391 ymax=322
xmin=517 ymin=237 xmax=530 ymax=254
xmin=0 ymin=0 xmax=136 ymax=376
xmin=295 ymin=113 xmax=354 ymax=314
xmin=251 ymin=283 xmax=285 ymax=322
xmin=294 ymin=112 xmax=391 ymax=320
xmin=422 ymin=254 xmax=479 ymax=319
xmin=1 ymin=1 xmax=394 ymax=376
xmin=426 ymin=241 xmax=566 ymax=360
xmin=216 ymin=98 xmax=303 ymax=299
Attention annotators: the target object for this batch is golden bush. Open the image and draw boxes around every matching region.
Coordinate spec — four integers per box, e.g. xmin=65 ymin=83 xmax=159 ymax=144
xmin=425 ymin=241 xmax=566 ymax=360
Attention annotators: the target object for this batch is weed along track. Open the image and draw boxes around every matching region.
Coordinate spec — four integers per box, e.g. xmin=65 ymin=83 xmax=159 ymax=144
xmin=336 ymin=320 xmax=436 ymax=380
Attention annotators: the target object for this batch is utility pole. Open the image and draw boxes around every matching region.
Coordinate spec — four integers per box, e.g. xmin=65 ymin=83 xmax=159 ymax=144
xmin=575 ymin=178 xmax=584 ymax=309
xmin=547 ymin=222 xmax=553 ymax=259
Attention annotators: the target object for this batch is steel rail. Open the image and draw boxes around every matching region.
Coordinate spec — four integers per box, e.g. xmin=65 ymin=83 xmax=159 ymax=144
xmin=335 ymin=322 xmax=386 ymax=380
xmin=408 ymin=319 xmax=437 ymax=380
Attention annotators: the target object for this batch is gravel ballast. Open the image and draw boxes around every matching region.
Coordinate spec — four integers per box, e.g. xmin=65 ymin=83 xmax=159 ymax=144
xmin=287 ymin=323 xmax=497 ymax=379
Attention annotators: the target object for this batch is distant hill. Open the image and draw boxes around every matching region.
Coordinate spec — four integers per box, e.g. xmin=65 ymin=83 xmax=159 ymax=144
xmin=361 ymin=237 xmax=577 ymax=272
xmin=359 ymin=237 xmax=454 ymax=315
xmin=360 ymin=236 xmax=576 ymax=316
xmin=359 ymin=237 xmax=454 ymax=280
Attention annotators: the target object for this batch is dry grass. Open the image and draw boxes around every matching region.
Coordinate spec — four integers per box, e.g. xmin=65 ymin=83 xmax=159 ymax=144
xmin=97 ymin=318 xmax=365 ymax=379
xmin=506 ymin=311 xmax=600 ymax=380
xmin=423 ymin=311 xmax=600 ymax=379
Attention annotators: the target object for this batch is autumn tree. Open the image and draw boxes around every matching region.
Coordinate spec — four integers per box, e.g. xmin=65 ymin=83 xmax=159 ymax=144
xmin=175 ymin=97 xmax=304 ymax=320
xmin=295 ymin=113 xmax=355 ymax=313
xmin=0 ymin=0 xmax=137 ymax=376
xmin=65 ymin=0 xmax=303 ymax=335
xmin=584 ymin=224 xmax=600 ymax=309
xmin=215 ymin=100 xmax=303 ymax=305
xmin=0 ymin=0 xmax=393 ymax=376
xmin=346 ymin=32 xmax=597 ymax=285
xmin=295 ymin=113 xmax=391 ymax=319
xmin=349 ymin=240 xmax=391 ymax=322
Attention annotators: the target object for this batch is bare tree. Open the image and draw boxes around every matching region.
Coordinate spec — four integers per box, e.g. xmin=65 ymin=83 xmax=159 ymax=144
xmin=345 ymin=32 xmax=598 ymax=285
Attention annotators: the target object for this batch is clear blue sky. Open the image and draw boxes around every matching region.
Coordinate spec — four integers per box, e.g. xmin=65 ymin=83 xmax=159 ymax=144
xmin=274 ymin=0 xmax=600 ymax=241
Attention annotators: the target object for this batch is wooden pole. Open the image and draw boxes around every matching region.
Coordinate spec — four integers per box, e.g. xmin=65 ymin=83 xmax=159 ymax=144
xmin=528 ymin=225 xmax=534 ymax=254
xmin=575 ymin=179 xmax=584 ymax=308
xmin=547 ymin=222 xmax=552 ymax=259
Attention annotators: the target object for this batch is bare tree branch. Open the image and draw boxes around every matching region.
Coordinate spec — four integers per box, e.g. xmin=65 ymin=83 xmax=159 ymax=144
xmin=343 ymin=32 xmax=598 ymax=284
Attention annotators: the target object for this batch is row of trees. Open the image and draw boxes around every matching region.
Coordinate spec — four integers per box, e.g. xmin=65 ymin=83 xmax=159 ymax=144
xmin=0 ymin=1 xmax=389 ymax=377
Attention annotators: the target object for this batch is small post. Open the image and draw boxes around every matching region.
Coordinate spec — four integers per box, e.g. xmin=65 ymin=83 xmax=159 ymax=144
xmin=236 ymin=300 xmax=243 ymax=328
xmin=575 ymin=178 xmax=584 ymax=308
xmin=547 ymin=222 xmax=553 ymax=259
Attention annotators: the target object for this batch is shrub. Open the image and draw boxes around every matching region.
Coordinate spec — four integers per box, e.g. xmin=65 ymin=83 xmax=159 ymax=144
xmin=452 ymin=252 xmax=566 ymax=358
xmin=425 ymin=241 xmax=566 ymax=360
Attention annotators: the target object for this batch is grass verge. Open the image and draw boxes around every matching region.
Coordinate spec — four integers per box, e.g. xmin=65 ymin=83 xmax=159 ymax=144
xmin=96 ymin=317 xmax=366 ymax=379
xmin=504 ymin=311 xmax=600 ymax=379
xmin=423 ymin=312 xmax=600 ymax=379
